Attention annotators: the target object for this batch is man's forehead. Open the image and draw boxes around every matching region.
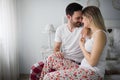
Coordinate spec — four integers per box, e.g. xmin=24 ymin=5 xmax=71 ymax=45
xmin=73 ymin=11 xmax=82 ymax=17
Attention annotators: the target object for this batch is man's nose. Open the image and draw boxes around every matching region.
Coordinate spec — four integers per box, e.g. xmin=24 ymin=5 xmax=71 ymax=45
xmin=81 ymin=20 xmax=83 ymax=23
xmin=79 ymin=18 xmax=83 ymax=22
xmin=78 ymin=19 xmax=82 ymax=23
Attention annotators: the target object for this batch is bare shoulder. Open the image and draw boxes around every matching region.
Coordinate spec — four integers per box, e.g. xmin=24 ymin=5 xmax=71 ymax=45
xmin=96 ymin=30 xmax=106 ymax=37
xmin=93 ymin=30 xmax=107 ymax=43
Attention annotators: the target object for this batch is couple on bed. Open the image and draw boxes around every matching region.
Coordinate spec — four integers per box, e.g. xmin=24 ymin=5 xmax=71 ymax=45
xmin=32 ymin=2 xmax=108 ymax=80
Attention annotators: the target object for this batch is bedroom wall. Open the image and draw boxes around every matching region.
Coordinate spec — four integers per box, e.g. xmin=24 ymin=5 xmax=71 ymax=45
xmin=16 ymin=0 xmax=120 ymax=74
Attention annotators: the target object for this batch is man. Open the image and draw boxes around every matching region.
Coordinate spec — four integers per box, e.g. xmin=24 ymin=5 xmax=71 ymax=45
xmin=54 ymin=2 xmax=84 ymax=63
xmin=39 ymin=2 xmax=84 ymax=80
xmin=30 ymin=2 xmax=85 ymax=80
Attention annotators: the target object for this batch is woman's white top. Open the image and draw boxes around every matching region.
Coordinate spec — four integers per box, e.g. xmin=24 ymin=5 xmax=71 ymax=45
xmin=80 ymin=30 xmax=108 ymax=77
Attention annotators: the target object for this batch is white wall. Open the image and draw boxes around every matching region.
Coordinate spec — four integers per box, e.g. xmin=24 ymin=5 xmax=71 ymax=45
xmin=16 ymin=0 xmax=120 ymax=74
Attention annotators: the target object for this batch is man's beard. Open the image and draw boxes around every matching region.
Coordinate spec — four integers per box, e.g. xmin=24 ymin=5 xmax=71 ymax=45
xmin=72 ymin=22 xmax=82 ymax=27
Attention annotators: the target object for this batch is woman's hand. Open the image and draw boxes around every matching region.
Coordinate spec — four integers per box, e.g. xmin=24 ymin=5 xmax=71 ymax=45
xmin=79 ymin=37 xmax=85 ymax=50
xmin=81 ymin=27 xmax=90 ymax=38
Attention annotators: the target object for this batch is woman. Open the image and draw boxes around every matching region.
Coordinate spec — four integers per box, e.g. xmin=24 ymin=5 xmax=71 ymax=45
xmin=79 ymin=6 xmax=107 ymax=79
xmin=43 ymin=6 xmax=107 ymax=80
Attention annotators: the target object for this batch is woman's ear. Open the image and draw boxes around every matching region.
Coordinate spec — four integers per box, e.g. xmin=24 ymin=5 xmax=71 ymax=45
xmin=89 ymin=16 xmax=93 ymax=22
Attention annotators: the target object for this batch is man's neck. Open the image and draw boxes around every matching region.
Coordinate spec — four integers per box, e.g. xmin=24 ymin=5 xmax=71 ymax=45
xmin=67 ymin=23 xmax=75 ymax=32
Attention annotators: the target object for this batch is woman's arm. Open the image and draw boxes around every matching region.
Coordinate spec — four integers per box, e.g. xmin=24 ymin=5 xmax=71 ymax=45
xmin=80 ymin=31 xmax=106 ymax=66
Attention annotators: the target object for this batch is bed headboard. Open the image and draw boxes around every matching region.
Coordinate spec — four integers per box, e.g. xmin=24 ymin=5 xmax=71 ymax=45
xmin=105 ymin=20 xmax=120 ymax=28
xmin=105 ymin=20 xmax=120 ymax=58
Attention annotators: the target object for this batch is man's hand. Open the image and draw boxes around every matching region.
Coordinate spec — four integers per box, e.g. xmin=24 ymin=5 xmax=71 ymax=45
xmin=54 ymin=51 xmax=64 ymax=59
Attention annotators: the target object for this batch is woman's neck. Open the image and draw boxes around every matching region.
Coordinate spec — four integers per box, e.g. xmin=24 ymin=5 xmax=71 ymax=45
xmin=90 ymin=25 xmax=102 ymax=34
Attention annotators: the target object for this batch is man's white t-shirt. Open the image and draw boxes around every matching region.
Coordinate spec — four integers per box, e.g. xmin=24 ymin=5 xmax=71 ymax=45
xmin=55 ymin=24 xmax=84 ymax=63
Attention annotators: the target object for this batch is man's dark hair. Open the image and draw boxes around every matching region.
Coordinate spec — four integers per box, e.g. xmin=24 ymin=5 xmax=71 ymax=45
xmin=66 ymin=3 xmax=83 ymax=16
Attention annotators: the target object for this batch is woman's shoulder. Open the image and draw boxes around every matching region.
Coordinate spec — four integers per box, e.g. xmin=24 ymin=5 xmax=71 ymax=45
xmin=93 ymin=30 xmax=107 ymax=42
xmin=93 ymin=30 xmax=107 ymax=37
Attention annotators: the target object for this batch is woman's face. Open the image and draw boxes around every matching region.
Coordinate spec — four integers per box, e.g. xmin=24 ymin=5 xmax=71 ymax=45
xmin=82 ymin=15 xmax=90 ymax=28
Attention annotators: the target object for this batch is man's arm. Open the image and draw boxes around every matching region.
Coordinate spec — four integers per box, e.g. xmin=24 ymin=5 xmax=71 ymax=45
xmin=54 ymin=42 xmax=61 ymax=53
xmin=54 ymin=42 xmax=64 ymax=59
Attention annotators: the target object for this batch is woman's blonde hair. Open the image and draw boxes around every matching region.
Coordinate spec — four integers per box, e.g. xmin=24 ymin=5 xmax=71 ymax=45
xmin=82 ymin=6 xmax=106 ymax=31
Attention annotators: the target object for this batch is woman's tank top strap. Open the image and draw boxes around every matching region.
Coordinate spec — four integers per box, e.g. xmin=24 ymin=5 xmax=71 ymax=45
xmin=92 ymin=30 xmax=106 ymax=37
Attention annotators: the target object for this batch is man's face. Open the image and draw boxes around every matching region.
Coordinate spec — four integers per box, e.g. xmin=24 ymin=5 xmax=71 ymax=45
xmin=69 ymin=11 xmax=82 ymax=27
